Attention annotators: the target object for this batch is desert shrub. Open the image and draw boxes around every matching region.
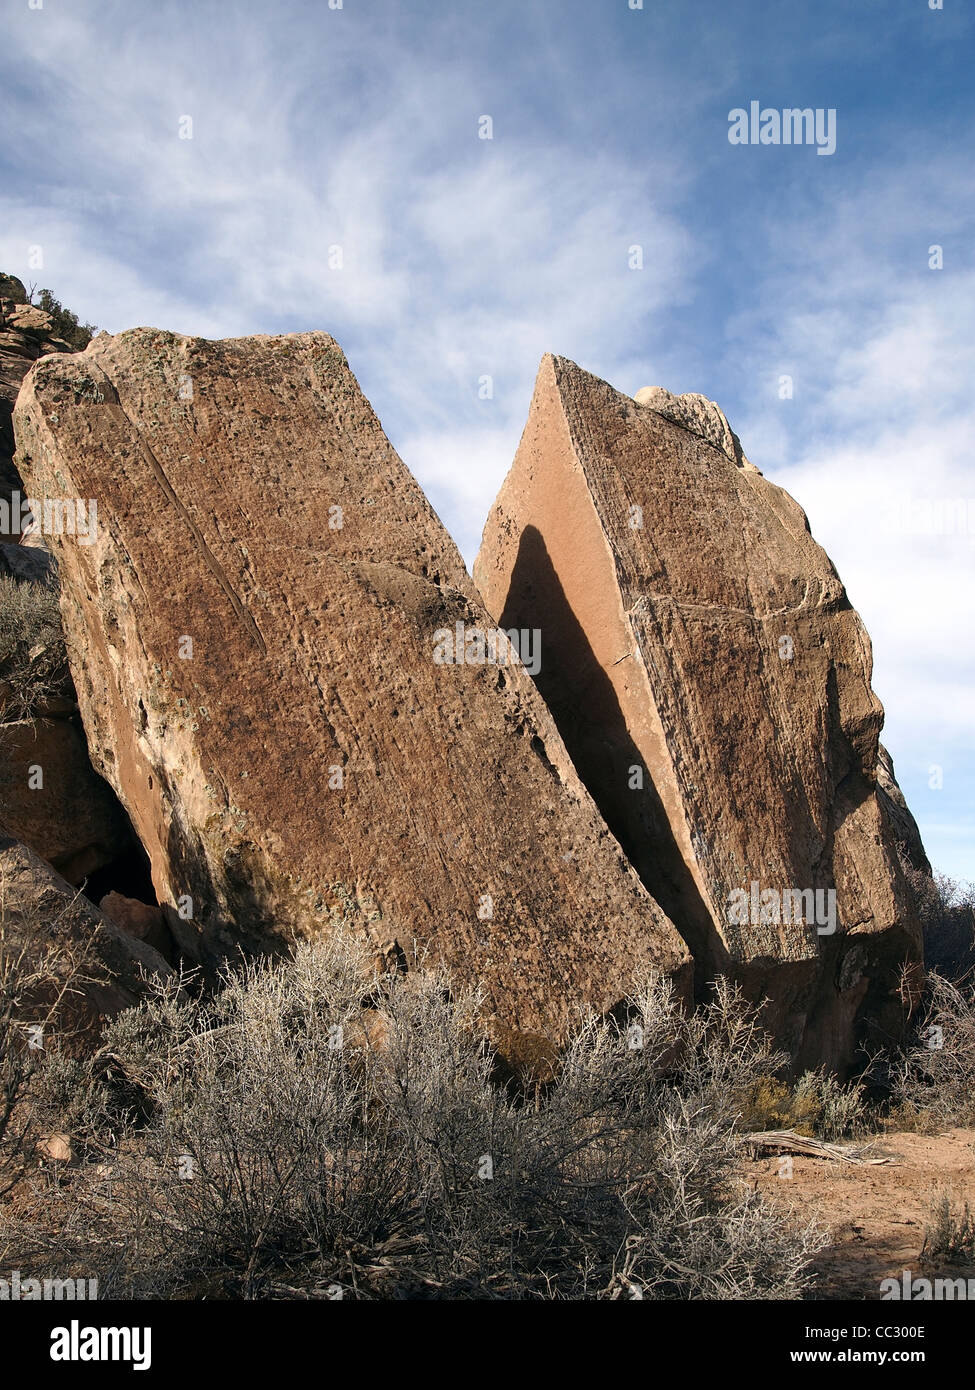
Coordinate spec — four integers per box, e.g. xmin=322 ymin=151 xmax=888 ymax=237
xmin=899 ymin=855 xmax=975 ymax=981
xmin=795 ymin=1071 xmax=869 ymax=1143
xmin=32 ymin=289 xmax=96 ymax=352
xmin=0 ymin=574 xmax=69 ymax=720
xmin=0 ymin=943 xmax=826 ymax=1300
xmin=0 ymin=877 xmax=92 ymax=1200
xmin=738 ymin=1077 xmax=817 ymax=1134
xmin=921 ymin=1192 xmax=975 ymax=1265
xmin=890 ymin=972 xmax=975 ymax=1129
xmin=736 ymin=1069 xmax=868 ymax=1142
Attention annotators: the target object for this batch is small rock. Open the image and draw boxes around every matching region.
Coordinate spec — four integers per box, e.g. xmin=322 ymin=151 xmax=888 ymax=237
xmin=36 ymin=1132 xmax=73 ymax=1163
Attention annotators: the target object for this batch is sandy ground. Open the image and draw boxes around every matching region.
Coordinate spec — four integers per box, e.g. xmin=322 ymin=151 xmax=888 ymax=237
xmin=751 ymin=1128 xmax=975 ymax=1299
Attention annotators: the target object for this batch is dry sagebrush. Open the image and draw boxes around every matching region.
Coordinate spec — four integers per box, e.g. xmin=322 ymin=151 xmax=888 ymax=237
xmin=2 ymin=935 xmax=827 ymax=1300
xmin=890 ymin=972 xmax=975 ymax=1130
xmin=0 ymin=877 xmax=93 ymax=1200
xmin=0 ymin=573 xmax=69 ymax=722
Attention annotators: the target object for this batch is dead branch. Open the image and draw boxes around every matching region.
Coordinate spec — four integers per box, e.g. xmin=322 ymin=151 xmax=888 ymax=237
xmin=743 ymin=1130 xmax=891 ymax=1165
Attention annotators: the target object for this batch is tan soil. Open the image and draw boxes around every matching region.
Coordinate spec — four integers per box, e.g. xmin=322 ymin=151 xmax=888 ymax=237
xmin=752 ymin=1128 xmax=975 ymax=1299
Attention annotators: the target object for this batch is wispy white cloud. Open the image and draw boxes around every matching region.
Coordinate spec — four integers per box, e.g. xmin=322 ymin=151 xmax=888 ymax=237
xmin=1 ymin=0 xmax=971 ymax=879
xmin=723 ymin=167 xmax=975 ymax=880
xmin=1 ymin=0 xmax=690 ymax=552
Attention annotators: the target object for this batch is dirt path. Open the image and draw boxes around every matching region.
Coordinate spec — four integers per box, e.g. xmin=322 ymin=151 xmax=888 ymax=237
xmin=752 ymin=1128 xmax=975 ymax=1299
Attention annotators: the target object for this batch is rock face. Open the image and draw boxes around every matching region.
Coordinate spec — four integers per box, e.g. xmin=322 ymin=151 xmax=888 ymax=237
xmin=13 ymin=329 xmax=690 ymax=1050
xmin=0 ymin=717 xmax=133 ymax=883
xmin=475 ymin=354 xmax=922 ymax=1071
xmin=0 ymin=824 xmax=172 ymax=1043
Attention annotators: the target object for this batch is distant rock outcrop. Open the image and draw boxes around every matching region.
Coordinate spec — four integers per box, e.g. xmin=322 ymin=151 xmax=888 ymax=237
xmin=0 ymin=276 xmax=72 ymax=543
xmin=0 ymin=542 xmax=55 ymax=583
xmin=14 ymin=329 xmax=691 ymax=1051
xmin=475 ymin=354 xmax=922 ymax=1071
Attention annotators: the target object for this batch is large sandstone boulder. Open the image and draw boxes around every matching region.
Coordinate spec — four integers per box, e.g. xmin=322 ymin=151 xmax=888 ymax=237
xmin=13 ymin=329 xmax=690 ymax=1050
xmin=475 ymin=354 xmax=922 ymax=1071
xmin=0 ymin=824 xmax=172 ymax=1044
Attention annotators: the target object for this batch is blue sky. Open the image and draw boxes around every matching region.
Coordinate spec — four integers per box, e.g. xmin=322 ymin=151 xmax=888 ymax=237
xmin=1 ymin=0 xmax=972 ymax=881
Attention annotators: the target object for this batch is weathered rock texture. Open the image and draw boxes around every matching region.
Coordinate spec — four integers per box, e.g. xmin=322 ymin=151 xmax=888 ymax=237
xmin=0 ymin=823 xmax=172 ymax=1042
xmin=632 ymin=386 xmax=756 ymax=473
xmin=14 ymin=329 xmax=690 ymax=1050
xmin=475 ymin=354 xmax=922 ymax=1071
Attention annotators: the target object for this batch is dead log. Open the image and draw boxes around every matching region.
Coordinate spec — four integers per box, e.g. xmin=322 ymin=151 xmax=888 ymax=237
xmin=743 ymin=1130 xmax=891 ymax=1165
